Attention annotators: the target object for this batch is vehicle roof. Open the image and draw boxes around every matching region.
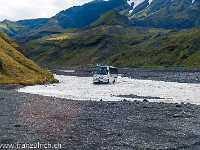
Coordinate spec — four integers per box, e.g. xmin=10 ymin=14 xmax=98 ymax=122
xmin=95 ymin=65 xmax=117 ymax=68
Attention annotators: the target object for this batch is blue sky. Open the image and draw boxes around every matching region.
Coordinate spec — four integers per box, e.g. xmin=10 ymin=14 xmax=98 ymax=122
xmin=0 ymin=0 xmax=92 ymax=21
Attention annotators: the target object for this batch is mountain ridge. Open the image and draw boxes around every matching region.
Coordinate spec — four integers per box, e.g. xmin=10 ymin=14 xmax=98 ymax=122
xmin=129 ymin=0 xmax=200 ymax=29
xmin=21 ymin=25 xmax=200 ymax=68
xmin=0 ymin=0 xmax=199 ymax=69
xmin=1 ymin=0 xmax=200 ymax=41
xmin=19 ymin=8 xmax=200 ymax=68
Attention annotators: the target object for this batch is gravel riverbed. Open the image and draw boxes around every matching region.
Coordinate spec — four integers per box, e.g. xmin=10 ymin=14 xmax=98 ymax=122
xmin=0 ymin=67 xmax=200 ymax=150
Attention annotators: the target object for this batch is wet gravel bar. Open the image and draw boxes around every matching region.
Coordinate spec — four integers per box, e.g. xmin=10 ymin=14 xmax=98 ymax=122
xmin=0 ymin=67 xmax=200 ymax=150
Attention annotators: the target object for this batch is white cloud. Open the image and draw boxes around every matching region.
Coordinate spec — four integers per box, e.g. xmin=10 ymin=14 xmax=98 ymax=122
xmin=0 ymin=0 xmax=92 ymax=21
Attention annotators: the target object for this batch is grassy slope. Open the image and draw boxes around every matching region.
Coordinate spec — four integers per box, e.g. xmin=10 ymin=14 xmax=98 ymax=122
xmin=107 ymin=27 xmax=200 ymax=67
xmin=0 ymin=30 xmax=56 ymax=84
xmin=131 ymin=0 xmax=200 ymax=29
xmin=0 ymin=19 xmax=64 ymax=44
xmin=22 ymin=25 xmax=170 ymax=68
xmin=87 ymin=10 xmax=132 ymax=28
xmin=22 ymin=25 xmax=200 ymax=68
xmin=0 ymin=20 xmax=27 ymax=36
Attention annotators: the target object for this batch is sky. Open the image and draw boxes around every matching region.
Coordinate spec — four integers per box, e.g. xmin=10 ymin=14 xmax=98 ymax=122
xmin=0 ymin=0 xmax=93 ymax=21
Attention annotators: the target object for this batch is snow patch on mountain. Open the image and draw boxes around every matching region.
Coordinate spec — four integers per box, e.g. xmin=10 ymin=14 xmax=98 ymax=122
xmin=149 ymin=0 xmax=153 ymax=5
xmin=172 ymin=0 xmax=194 ymax=3
xmin=128 ymin=0 xmax=153 ymax=14
xmin=127 ymin=0 xmax=145 ymax=8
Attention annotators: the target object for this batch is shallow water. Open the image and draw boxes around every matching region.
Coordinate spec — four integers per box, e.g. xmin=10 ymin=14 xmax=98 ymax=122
xmin=18 ymin=74 xmax=200 ymax=105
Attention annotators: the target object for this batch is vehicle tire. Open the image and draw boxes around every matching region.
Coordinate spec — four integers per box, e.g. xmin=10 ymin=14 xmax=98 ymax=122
xmin=113 ymin=80 xmax=115 ymax=83
xmin=107 ymin=79 xmax=109 ymax=84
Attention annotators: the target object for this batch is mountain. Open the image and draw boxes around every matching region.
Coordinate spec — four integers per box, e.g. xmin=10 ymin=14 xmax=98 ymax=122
xmin=49 ymin=0 xmax=130 ymax=29
xmin=0 ymin=20 xmax=27 ymax=36
xmin=129 ymin=0 xmax=200 ymax=29
xmin=17 ymin=18 xmax=48 ymax=27
xmin=106 ymin=27 xmax=200 ymax=67
xmin=20 ymin=14 xmax=200 ymax=68
xmin=0 ymin=0 xmax=130 ymax=43
xmin=1 ymin=0 xmax=200 ymax=42
xmin=0 ymin=0 xmax=200 ymax=69
xmin=86 ymin=10 xmax=132 ymax=28
xmin=43 ymin=0 xmax=200 ymax=30
xmin=20 ymin=23 xmax=169 ymax=68
xmin=0 ymin=30 xmax=57 ymax=84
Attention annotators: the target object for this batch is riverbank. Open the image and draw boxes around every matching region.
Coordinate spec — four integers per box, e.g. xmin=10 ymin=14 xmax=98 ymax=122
xmin=1 ymin=87 xmax=200 ymax=149
xmin=1 ymin=67 xmax=200 ymax=149
xmin=19 ymin=68 xmax=200 ymax=104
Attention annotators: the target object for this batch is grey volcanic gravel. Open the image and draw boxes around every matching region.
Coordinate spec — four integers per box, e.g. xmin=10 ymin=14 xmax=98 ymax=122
xmin=119 ymin=67 xmax=200 ymax=84
xmin=1 ymin=68 xmax=200 ymax=150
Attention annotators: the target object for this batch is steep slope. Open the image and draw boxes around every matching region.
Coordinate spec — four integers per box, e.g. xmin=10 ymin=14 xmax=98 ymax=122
xmin=21 ymin=25 xmax=170 ymax=68
xmin=0 ymin=0 xmax=130 ymax=43
xmin=1 ymin=0 xmax=200 ymax=43
xmin=0 ymin=20 xmax=27 ymax=36
xmin=50 ymin=0 xmax=130 ymax=29
xmin=21 ymin=20 xmax=200 ymax=68
xmin=106 ymin=27 xmax=200 ymax=67
xmin=87 ymin=10 xmax=132 ymax=28
xmin=0 ymin=30 xmax=56 ymax=84
xmin=129 ymin=0 xmax=200 ymax=29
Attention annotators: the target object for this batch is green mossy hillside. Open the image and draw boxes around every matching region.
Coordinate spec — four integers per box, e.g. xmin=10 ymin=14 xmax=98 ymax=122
xmin=22 ymin=25 xmax=170 ymax=68
xmin=0 ymin=30 xmax=57 ymax=84
xmin=131 ymin=0 xmax=200 ymax=29
xmin=0 ymin=20 xmax=27 ymax=36
xmin=22 ymin=25 xmax=200 ymax=68
xmin=107 ymin=27 xmax=200 ymax=67
xmin=87 ymin=10 xmax=132 ymax=28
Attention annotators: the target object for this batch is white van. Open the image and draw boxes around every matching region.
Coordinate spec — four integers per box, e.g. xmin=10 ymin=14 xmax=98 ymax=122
xmin=93 ymin=65 xmax=118 ymax=84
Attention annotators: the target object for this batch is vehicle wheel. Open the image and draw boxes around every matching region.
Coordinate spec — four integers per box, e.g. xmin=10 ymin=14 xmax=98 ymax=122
xmin=113 ymin=80 xmax=115 ymax=83
xmin=107 ymin=79 xmax=109 ymax=84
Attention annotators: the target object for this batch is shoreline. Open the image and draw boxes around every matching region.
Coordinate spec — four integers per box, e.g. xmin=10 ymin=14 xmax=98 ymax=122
xmin=18 ymin=68 xmax=200 ymax=105
xmin=1 ymin=67 xmax=200 ymax=149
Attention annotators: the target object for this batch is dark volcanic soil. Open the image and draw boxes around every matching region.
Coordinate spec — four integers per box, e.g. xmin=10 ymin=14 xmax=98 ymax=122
xmin=0 ymin=68 xmax=200 ymax=150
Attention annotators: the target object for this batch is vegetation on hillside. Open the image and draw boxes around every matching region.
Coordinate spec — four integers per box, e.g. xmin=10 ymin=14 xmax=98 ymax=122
xmin=0 ymin=30 xmax=57 ymax=84
xmin=0 ymin=0 xmax=130 ymax=43
xmin=21 ymin=24 xmax=171 ymax=68
xmin=0 ymin=20 xmax=27 ymax=36
xmin=131 ymin=0 xmax=200 ymax=29
xmin=1 ymin=0 xmax=200 ymax=44
xmin=87 ymin=10 xmax=132 ymax=28
xmin=106 ymin=27 xmax=200 ymax=67
xmin=22 ymin=22 xmax=200 ymax=68
xmin=0 ymin=0 xmax=199 ymax=69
